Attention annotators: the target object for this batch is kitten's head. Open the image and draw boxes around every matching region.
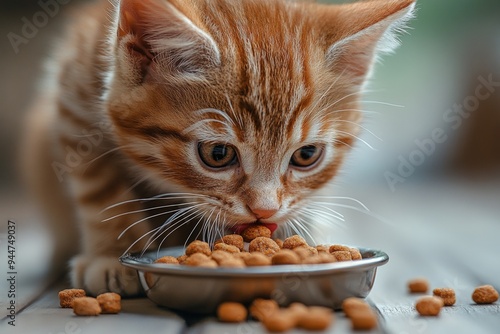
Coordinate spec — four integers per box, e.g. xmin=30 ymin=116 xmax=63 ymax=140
xmin=106 ymin=0 xmax=415 ymax=234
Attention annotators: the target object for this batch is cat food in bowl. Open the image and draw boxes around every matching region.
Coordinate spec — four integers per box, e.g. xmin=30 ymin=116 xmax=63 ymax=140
xmin=120 ymin=239 xmax=389 ymax=314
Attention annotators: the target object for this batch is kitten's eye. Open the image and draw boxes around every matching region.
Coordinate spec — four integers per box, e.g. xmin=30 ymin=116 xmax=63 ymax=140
xmin=290 ymin=145 xmax=323 ymax=168
xmin=198 ymin=142 xmax=237 ymax=169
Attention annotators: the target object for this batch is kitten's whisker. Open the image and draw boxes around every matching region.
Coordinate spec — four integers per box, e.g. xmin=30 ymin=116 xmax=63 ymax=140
xmin=100 ymin=193 xmax=209 ymax=213
xmin=309 ymin=196 xmax=370 ymax=211
xmin=289 ymin=218 xmax=316 ymax=245
xmin=335 ymin=130 xmax=376 ymax=151
xmin=156 ymin=209 xmax=206 ymax=253
xmin=81 ymin=145 xmax=128 ymax=172
xmin=143 ymin=205 xmax=204 ymax=253
xmin=332 ymin=119 xmax=383 ymax=142
xmin=301 ymin=206 xmax=345 ymax=221
xmin=118 ymin=203 xmax=206 ymax=240
xmin=102 ymin=201 xmax=201 ymax=222
xmin=361 ymin=100 xmax=404 ymax=108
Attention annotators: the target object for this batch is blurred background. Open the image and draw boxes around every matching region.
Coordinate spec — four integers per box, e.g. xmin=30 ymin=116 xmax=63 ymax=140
xmin=1 ymin=0 xmax=499 ymax=320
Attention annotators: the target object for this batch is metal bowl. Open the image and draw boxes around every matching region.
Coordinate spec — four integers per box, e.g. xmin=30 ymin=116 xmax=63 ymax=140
xmin=120 ymin=246 xmax=388 ymax=314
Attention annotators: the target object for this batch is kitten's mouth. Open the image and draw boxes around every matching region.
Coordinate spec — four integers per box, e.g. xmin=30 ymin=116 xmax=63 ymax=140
xmin=229 ymin=222 xmax=278 ymax=235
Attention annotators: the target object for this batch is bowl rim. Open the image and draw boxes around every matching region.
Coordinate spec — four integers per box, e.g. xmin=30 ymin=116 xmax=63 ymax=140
xmin=120 ymin=246 xmax=389 ymax=278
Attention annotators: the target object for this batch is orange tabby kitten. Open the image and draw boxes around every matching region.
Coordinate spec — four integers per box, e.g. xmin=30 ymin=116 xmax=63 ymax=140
xmin=22 ymin=0 xmax=415 ymax=296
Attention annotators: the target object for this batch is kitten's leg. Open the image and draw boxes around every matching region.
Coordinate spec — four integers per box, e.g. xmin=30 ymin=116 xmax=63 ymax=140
xmin=21 ymin=99 xmax=79 ymax=276
xmin=67 ymin=154 xmax=153 ymax=296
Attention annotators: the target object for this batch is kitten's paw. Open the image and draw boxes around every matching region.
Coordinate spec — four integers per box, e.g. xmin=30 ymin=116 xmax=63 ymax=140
xmin=70 ymin=255 xmax=141 ymax=297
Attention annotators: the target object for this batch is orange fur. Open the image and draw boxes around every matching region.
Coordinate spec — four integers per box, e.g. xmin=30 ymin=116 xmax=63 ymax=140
xmin=23 ymin=0 xmax=415 ymax=296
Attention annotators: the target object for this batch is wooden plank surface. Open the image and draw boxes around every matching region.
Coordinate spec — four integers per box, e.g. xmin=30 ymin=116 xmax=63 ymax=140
xmin=1 ymin=181 xmax=499 ymax=333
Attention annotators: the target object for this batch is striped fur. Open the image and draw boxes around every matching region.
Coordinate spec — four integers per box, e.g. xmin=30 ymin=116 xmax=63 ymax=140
xmin=23 ymin=0 xmax=415 ymax=296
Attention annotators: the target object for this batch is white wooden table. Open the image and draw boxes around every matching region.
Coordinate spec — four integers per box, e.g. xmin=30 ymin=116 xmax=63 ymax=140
xmin=1 ymin=181 xmax=499 ymax=333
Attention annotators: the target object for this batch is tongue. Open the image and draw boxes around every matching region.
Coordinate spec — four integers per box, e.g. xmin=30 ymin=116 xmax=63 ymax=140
xmin=231 ymin=223 xmax=278 ymax=235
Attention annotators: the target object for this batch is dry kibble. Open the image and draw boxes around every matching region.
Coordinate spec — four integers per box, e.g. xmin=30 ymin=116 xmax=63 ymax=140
xmin=272 ymin=249 xmax=301 ymax=265
xmin=234 ymin=251 xmax=252 ymax=261
xmin=250 ymin=299 xmax=279 ymax=321
xmin=274 ymin=238 xmax=284 ymax=248
xmin=221 ymin=234 xmax=244 ymax=251
xmin=185 ymin=240 xmax=211 ymax=256
xmin=287 ymin=302 xmax=308 ymax=321
xmin=241 ymin=224 xmax=272 ymax=242
xmin=217 ymin=302 xmax=247 ymax=323
xmin=472 ymin=285 xmax=499 ymax=304
xmin=349 ymin=248 xmax=362 ymax=260
xmin=293 ymin=246 xmax=318 ymax=260
xmin=183 ymin=253 xmax=218 ymax=268
xmin=433 ymin=288 xmax=456 ymax=306
xmin=297 ymin=306 xmax=334 ymax=331
xmin=249 ymin=237 xmax=280 ymax=257
xmin=218 ymin=257 xmax=245 ymax=268
xmin=282 ymin=235 xmax=308 ymax=250
xmin=342 ymin=297 xmax=371 ymax=318
xmin=415 ymin=296 xmax=444 ymax=316
xmin=350 ymin=309 xmax=378 ymax=331
xmin=213 ymin=243 xmax=241 ymax=254
xmin=176 ymin=254 xmax=188 ymax=264
xmin=329 ymin=244 xmax=351 ymax=253
xmin=210 ymin=250 xmax=234 ymax=264
xmin=72 ymin=297 xmax=101 ymax=316
xmin=261 ymin=309 xmax=296 ymax=332
xmin=332 ymin=250 xmax=352 ymax=262
xmin=408 ymin=278 xmax=429 ymax=293
xmin=59 ymin=289 xmax=86 ymax=308
xmin=244 ymin=252 xmax=272 ymax=266
xmin=154 ymin=256 xmax=179 ymax=265
xmin=316 ymin=245 xmax=329 ymax=254
xmin=96 ymin=293 xmax=121 ymax=314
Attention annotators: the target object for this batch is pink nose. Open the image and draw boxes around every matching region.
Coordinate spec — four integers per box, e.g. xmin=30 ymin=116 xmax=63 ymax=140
xmin=249 ymin=207 xmax=279 ymax=219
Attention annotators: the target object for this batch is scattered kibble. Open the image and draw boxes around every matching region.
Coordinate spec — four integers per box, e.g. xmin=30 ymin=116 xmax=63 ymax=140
xmin=472 ymin=285 xmax=499 ymax=304
xmin=408 ymin=278 xmax=429 ymax=293
xmin=72 ymin=297 xmax=102 ymax=316
xmin=217 ymin=302 xmax=247 ymax=323
xmin=433 ymin=288 xmax=456 ymax=306
xmin=415 ymin=296 xmax=444 ymax=316
xmin=58 ymin=288 xmax=86 ymax=308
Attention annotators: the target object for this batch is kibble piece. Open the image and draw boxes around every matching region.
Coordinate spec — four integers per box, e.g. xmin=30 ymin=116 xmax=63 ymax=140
xmin=234 ymin=251 xmax=252 ymax=261
xmin=96 ymin=293 xmax=121 ymax=314
xmin=350 ymin=309 xmax=378 ymax=330
xmin=249 ymin=237 xmax=280 ymax=257
xmin=185 ymin=240 xmax=211 ymax=256
xmin=218 ymin=257 xmax=246 ymax=268
xmin=415 ymin=296 xmax=444 ymax=316
xmin=210 ymin=250 xmax=234 ymax=264
xmin=72 ymin=297 xmax=102 ymax=316
xmin=261 ymin=309 xmax=296 ymax=332
xmin=316 ymin=245 xmax=329 ymax=254
xmin=472 ymin=285 xmax=499 ymax=304
xmin=154 ymin=256 xmax=179 ymax=265
xmin=349 ymin=248 xmax=362 ymax=260
xmin=272 ymin=249 xmax=301 ymax=265
xmin=213 ymin=243 xmax=241 ymax=254
xmin=408 ymin=278 xmax=429 ymax=293
xmin=176 ymin=254 xmax=188 ymax=264
xmin=183 ymin=253 xmax=218 ymax=268
xmin=342 ymin=297 xmax=371 ymax=318
xmin=282 ymin=235 xmax=308 ymax=250
xmin=244 ymin=252 xmax=272 ymax=266
xmin=287 ymin=302 xmax=308 ymax=321
xmin=433 ymin=288 xmax=456 ymax=306
xmin=217 ymin=302 xmax=247 ymax=323
xmin=59 ymin=289 xmax=86 ymax=308
xmin=293 ymin=246 xmax=318 ymax=260
xmin=332 ymin=250 xmax=352 ymax=262
xmin=297 ymin=306 xmax=334 ymax=331
xmin=329 ymin=244 xmax=351 ymax=253
xmin=274 ymin=238 xmax=284 ymax=248
xmin=241 ymin=224 xmax=272 ymax=242
xmin=250 ymin=299 xmax=279 ymax=321
xmin=221 ymin=234 xmax=244 ymax=251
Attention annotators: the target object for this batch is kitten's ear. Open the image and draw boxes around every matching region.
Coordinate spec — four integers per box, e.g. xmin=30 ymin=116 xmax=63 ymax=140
xmin=325 ymin=0 xmax=416 ymax=86
xmin=116 ymin=0 xmax=220 ymax=82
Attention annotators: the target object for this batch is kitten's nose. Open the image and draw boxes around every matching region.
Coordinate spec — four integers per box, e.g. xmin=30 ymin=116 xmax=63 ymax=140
xmin=248 ymin=207 xmax=279 ymax=219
